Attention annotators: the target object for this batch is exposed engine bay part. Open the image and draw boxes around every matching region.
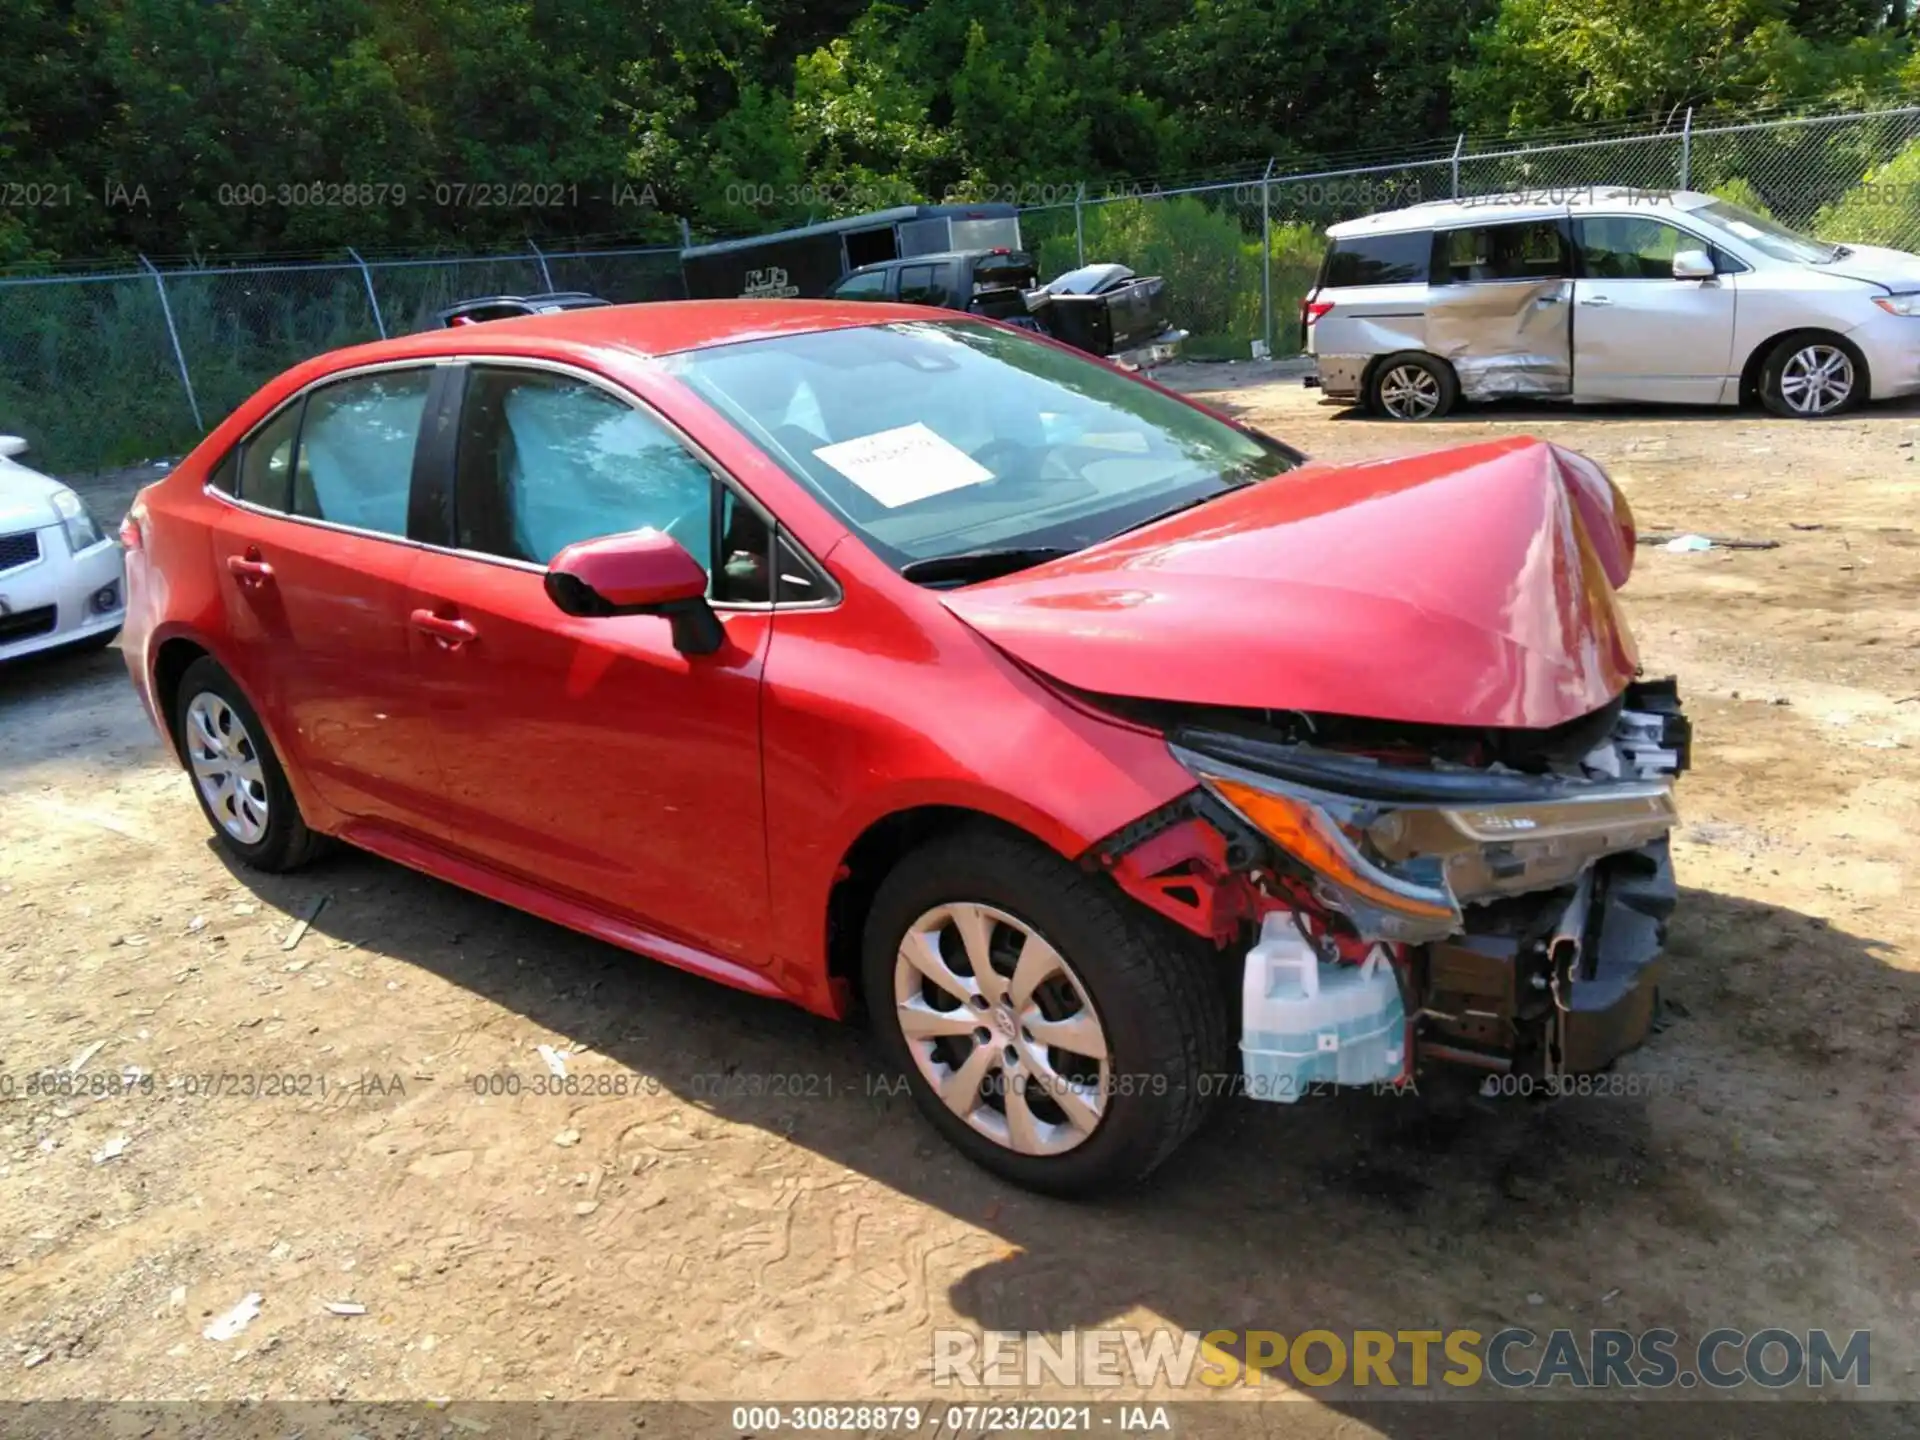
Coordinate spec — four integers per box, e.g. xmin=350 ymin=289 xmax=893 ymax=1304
xmin=1089 ymin=680 xmax=1688 ymax=1095
xmin=1240 ymin=912 xmax=1408 ymax=1101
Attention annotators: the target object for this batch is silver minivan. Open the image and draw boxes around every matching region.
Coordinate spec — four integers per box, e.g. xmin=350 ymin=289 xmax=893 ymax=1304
xmin=1303 ymin=186 xmax=1920 ymax=419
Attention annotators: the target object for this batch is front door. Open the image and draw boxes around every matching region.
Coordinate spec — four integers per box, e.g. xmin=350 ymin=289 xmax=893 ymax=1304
xmin=208 ymin=365 xmax=445 ymax=831
xmin=406 ymin=362 xmax=775 ymax=968
xmin=1425 ymin=217 xmax=1573 ymax=398
xmin=1571 ymin=214 xmax=1739 ymax=404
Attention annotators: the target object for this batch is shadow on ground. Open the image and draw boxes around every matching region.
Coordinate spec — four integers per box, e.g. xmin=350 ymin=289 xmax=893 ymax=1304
xmin=211 ymin=829 xmax=1916 ymax=1433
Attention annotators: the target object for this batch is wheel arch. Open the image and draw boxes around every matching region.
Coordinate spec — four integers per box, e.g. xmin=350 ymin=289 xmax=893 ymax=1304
xmin=1738 ymin=326 xmax=1870 ymax=407
xmin=823 ymin=804 xmax=1074 ymax=1016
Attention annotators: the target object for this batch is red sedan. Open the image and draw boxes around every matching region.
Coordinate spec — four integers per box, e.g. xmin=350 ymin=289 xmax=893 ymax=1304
xmin=121 ymin=300 xmax=1688 ymax=1195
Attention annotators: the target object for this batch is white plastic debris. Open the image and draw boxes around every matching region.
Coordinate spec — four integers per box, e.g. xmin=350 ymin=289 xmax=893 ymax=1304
xmin=91 ymin=1136 xmax=128 ymax=1165
xmin=537 ymin=1045 xmax=569 ymax=1079
xmin=203 ymin=1293 xmax=263 ymax=1341
xmin=67 ymin=1039 xmax=106 ymax=1074
xmin=1664 ymin=534 xmax=1713 ymax=553
xmin=323 ymin=1300 xmax=367 ymax=1317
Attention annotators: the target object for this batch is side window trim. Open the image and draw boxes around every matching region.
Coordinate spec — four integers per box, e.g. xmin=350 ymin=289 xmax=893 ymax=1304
xmin=1573 ymin=214 xmax=1746 ymax=279
xmin=437 ymin=357 xmax=840 ymax=611
xmin=207 ymin=359 xmax=448 ymax=547
xmin=1430 ymin=218 xmax=1572 ymax=286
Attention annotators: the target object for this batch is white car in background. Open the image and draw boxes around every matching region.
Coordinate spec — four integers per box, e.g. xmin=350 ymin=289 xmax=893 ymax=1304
xmin=1303 ymin=187 xmax=1920 ymax=419
xmin=0 ymin=435 xmax=125 ymax=661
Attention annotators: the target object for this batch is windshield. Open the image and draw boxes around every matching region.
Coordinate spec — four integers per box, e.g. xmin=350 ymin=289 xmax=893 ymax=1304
xmin=665 ymin=320 xmax=1300 ymax=575
xmin=1692 ymin=199 xmax=1840 ymax=264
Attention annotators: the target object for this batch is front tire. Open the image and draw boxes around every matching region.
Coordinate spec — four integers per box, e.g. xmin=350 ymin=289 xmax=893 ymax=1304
xmin=1760 ymin=333 xmax=1865 ymax=418
xmin=1367 ymin=351 xmax=1458 ymax=420
xmin=862 ymin=828 xmax=1229 ymax=1198
xmin=173 ymin=656 xmax=326 ymax=873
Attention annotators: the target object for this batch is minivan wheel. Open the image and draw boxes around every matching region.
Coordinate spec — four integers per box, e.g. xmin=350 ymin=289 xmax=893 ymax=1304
xmin=862 ymin=828 xmax=1229 ymax=1198
xmin=173 ymin=656 xmax=326 ymax=873
xmin=1368 ymin=352 xmax=1458 ymax=420
xmin=1760 ymin=334 xmax=1864 ymax=418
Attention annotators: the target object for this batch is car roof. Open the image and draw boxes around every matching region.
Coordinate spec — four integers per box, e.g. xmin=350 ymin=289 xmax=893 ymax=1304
xmin=320 ymin=298 xmax=949 ymax=370
xmin=1325 ymin=187 xmax=1715 ymax=239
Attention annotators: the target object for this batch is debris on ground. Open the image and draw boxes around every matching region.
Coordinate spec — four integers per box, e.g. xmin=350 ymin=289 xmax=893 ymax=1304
xmin=202 ymin=1293 xmax=263 ymax=1341
xmin=90 ymin=1136 xmax=127 ymax=1165
xmin=1643 ymin=531 xmax=1781 ymax=552
xmin=67 ymin=1039 xmax=106 ymax=1074
xmin=553 ymin=1129 xmax=581 ymax=1148
xmin=537 ymin=1045 xmax=569 ymax=1078
xmin=322 ymin=1300 xmax=367 ymax=1316
xmin=282 ymin=895 xmax=329 ymax=952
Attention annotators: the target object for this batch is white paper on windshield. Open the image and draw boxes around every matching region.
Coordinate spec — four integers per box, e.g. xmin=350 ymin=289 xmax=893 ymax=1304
xmin=812 ymin=423 xmax=993 ymax=508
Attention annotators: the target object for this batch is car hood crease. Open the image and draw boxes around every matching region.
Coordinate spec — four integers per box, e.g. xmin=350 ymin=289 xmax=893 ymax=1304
xmin=940 ymin=436 xmax=1641 ymax=731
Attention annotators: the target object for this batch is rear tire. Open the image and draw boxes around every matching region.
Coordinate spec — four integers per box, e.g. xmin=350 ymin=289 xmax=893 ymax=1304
xmin=1759 ymin=333 xmax=1865 ymax=418
xmin=1367 ymin=351 xmax=1458 ymax=420
xmin=173 ymin=656 xmax=326 ymax=873
xmin=862 ymin=827 xmax=1229 ymax=1198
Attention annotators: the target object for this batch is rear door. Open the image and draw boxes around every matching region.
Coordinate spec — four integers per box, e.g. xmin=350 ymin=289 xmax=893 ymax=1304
xmin=1571 ymin=214 xmax=1740 ymax=404
xmin=208 ymin=363 xmax=449 ymax=830
xmin=1424 ymin=217 xmax=1573 ymax=398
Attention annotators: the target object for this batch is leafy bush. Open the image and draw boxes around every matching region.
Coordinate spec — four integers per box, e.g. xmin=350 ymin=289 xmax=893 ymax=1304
xmin=1813 ymin=138 xmax=1920 ymax=249
xmin=1031 ymin=196 xmax=1325 ymax=357
xmin=1707 ymin=176 xmax=1775 ymax=218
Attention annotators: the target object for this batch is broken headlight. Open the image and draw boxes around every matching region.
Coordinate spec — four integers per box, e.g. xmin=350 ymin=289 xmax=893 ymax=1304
xmin=1175 ymin=752 xmax=1462 ymax=942
xmin=1172 ymin=742 xmax=1678 ymax=944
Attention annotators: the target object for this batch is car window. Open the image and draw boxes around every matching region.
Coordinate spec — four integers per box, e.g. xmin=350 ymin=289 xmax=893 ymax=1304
xmin=237 ymin=402 xmax=302 ymax=512
xmin=1321 ymin=231 xmax=1430 ymax=288
xmin=665 ymin=319 xmax=1301 ymax=574
xmin=1577 ymin=217 xmax=1697 ymax=279
xmin=897 ymin=264 xmax=944 ymax=305
xmin=832 ymin=269 xmax=890 ymax=300
xmin=291 ymin=369 xmax=431 ymax=537
xmin=451 ymin=366 xmax=784 ymax=602
xmin=1436 ymin=221 xmax=1566 ymax=283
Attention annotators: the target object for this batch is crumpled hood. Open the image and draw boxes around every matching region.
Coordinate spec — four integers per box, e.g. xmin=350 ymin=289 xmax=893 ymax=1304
xmin=942 ymin=437 xmax=1642 ymax=731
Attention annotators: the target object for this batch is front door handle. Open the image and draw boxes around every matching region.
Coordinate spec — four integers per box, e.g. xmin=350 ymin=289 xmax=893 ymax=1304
xmin=411 ymin=608 xmax=478 ymax=649
xmin=226 ymin=551 xmax=274 ymax=586
xmin=1536 ymin=293 xmax=1563 ymax=305
xmin=1579 ymin=295 xmax=1613 ymax=307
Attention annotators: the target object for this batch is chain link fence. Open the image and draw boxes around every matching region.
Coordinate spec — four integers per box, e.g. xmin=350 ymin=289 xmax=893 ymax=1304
xmin=8 ymin=99 xmax=1920 ymax=472
xmin=1028 ymin=99 xmax=1920 ymax=361
xmin=0 ymin=246 xmax=684 ymax=473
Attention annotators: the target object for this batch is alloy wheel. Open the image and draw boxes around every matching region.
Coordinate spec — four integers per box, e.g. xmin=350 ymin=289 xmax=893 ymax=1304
xmin=892 ymin=902 xmax=1111 ymax=1156
xmin=1778 ymin=344 xmax=1854 ymax=416
xmin=185 ymin=691 xmax=270 ymax=844
xmin=1378 ymin=363 xmax=1441 ymax=419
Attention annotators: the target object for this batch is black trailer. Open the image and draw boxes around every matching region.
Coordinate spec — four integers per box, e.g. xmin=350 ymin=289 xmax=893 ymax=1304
xmin=679 ymin=204 xmax=1022 ymax=301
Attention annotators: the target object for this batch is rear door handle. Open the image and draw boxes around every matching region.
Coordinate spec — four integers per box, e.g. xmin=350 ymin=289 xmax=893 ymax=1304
xmin=1579 ymin=295 xmax=1612 ymax=307
xmin=226 ymin=552 xmax=274 ymax=586
xmin=411 ymin=608 xmax=478 ymax=648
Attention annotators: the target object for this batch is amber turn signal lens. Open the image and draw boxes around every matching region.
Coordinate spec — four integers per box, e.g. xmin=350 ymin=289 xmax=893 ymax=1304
xmin=1208 ymin=776 xmax=1457 ymax=923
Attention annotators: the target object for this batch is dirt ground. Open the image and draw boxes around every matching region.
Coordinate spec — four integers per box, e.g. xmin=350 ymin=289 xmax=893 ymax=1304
xmin=4 ymin=374 xmax=1919 ymax=1423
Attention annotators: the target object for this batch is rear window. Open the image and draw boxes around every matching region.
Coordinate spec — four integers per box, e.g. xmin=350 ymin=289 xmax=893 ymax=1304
xmin=1321 ymin=231 xmax=1431 ymax=288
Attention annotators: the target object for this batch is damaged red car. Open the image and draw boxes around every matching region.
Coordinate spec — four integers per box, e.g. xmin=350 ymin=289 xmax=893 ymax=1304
xmin=120 ymin=301 xmax=1688 ymax=1196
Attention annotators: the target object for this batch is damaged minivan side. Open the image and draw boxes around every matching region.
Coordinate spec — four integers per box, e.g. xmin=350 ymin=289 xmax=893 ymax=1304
xmin=1305 ymin=185 xmax=1920 ymax=419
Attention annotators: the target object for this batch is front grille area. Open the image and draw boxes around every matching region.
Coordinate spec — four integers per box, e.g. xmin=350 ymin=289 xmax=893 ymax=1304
xmin=0 ymin=530 xmax=40 ymax=572
xmin=0 ymin=604 xmax=57 ymax=644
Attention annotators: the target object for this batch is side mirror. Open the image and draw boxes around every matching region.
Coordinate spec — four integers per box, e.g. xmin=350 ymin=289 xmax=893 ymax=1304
xmin=0 ymin=435 xmax=29 ymax=459
xmin=544 ymin=527 xmax=724 ymax=656
xmin=1672 ymin=249 xmax=1716 ymax=280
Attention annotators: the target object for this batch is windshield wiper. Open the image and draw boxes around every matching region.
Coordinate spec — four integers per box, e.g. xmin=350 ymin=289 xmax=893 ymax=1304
xmin=900 ymin=546 xmax=1078 ymax=585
